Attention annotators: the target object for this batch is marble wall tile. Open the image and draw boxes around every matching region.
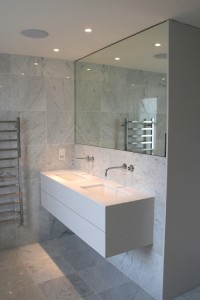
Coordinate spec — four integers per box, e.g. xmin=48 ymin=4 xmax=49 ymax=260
xmin=11 ymin=75 xmax=45 ymax=111
xmin=101 ymin=83 xmax=127 ymax=113
xmin=11 ymin=111 xmax=46 ymax=145
xmin=104 ymin=65 xmax=127 ymax=84
xmin=0 ymin=53 xmax=10 ymax=74
xmin=0 ymin=74 xmax=11 ymax=111
xmin=76 ymin=80 xmax=101 ymax=112
xmin=10 ymin=55 xmax=43 ymax=76
xmin=0 ymin=53 xmax=74 ymax=251
xmin=46 ymin=77 xmax=74 ymax=111
xmin=76 ymin=62 xmax=106 ymax=82
xmin=76 ymin=111 xmax=100 ymax=144
xmin=45 ymin=144 xmax=74 ymax=170
xmin=42 ymin=58 xmax=74 ymax=78
xmin=47 ymin=111 xmax=74 ymax=144
xmin=100 ymin=112 xmax=125 ymax=144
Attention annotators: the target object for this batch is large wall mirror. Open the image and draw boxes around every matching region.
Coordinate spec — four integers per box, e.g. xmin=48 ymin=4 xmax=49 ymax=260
xmin=75 ymin=22 xmax=167 ymax=157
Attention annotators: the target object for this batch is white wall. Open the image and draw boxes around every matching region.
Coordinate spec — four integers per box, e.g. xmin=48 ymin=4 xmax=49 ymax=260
xmin=163 ymin=21 xmax=200 ymax=299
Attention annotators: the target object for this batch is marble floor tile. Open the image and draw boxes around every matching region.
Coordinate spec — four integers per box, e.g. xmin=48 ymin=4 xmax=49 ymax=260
xmin=78 ymin=261 xmax=130 ymax=293
xmin=16 ymin=243 xmax=49 ymax=265
xmin=39 ymin=275 xmax=93 ymax=300
xmin=83 ymin=295 xmax=102 ymax=300
xmin=25 ymin=256 xmax=64 ymax=285
xmin=1 ymin=285 xmax=45 ymax=300
xmin=0 ymin=264 xmax=35 ymax=295
xmin=99 ymin=281 xmax=155 ymax=300
xmin=0 ymin=248 xmax=20 ymax=270
xmin=60 ymin=235 xmax=92 ymax=254
xmin=62 ymin=247 xmax=105 ymax=271
xmin=51 ymin=256 xmax=75 ymax=275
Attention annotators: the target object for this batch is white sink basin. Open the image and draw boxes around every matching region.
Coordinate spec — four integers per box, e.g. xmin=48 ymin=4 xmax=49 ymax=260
xmin=55 ymin=173 xmax=87 ymax=181
xmin=81 ymin=183 xmax=130 ymax=199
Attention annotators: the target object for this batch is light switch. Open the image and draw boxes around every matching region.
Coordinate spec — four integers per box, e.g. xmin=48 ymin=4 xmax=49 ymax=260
xmin=59 ymin=148 xmax=65 ymax=160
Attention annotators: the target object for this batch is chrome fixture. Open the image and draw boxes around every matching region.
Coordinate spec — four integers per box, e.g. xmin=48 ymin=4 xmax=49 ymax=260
xmin=105 ymin=163 xmax=127 ymax=177
xmin=128 ymin=165 xmax=134 ymax=172
xmin=72 ymin=155 xmax=94 ymax=162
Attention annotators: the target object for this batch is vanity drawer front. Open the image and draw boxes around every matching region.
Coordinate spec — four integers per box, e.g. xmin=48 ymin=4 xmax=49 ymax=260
xmin=41 ymin=190 xmax=106 ymax=257
xmin=41 ymin=174 xmax=105 ymax=231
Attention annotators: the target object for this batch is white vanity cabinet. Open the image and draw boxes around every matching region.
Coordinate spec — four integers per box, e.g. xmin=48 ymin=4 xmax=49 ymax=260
xmin=40 ymin=170 xmax=154 ymax=257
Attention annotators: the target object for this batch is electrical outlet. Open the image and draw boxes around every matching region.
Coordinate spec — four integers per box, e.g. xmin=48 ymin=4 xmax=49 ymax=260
xmin=59 ymin=148 xmax=65 ymax=160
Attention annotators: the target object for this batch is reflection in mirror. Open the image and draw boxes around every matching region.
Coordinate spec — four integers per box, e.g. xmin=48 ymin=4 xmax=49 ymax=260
xmin=75 ymin=22 xmax=167 ymax=157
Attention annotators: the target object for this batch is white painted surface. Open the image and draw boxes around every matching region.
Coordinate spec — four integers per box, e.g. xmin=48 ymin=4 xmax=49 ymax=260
xmin=40 ymin=170 xmax=154 ymax=257
xmin=163 ymin=21 xmax=200 ymax=300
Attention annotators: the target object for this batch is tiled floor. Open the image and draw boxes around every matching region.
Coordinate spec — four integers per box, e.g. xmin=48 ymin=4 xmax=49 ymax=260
xmin=0 ymin=233 xmax=199 ymax=300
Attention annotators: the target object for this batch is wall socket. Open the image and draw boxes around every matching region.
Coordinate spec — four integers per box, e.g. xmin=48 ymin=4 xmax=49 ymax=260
xmin=59 ymin=148 xmax=65 ymax=160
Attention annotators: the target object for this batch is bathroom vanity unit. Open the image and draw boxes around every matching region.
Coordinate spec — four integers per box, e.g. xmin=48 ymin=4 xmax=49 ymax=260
xmin=40 ymin=170 xmax=154 ymax=257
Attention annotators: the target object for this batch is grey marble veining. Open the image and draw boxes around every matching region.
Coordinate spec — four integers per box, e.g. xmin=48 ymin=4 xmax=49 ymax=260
xmin=46 ymin=77 xmax=74 ymax=111
xmin=11 ymin=75 xmax=45 ymax=111
xmin=0 ymin=74 xmax=11 ymax=111
xmin=47 ymin=111 xmax=74 ymax=144
xmin=0 ymin=53 xmax=10 ymax=74
xmin=0 ymin=53 xmax=74 ymax=251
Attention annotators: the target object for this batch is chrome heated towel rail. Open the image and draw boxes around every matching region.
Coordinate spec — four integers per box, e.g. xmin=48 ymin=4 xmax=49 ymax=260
xmin=0 ymin=118 xmax=23 ymax=225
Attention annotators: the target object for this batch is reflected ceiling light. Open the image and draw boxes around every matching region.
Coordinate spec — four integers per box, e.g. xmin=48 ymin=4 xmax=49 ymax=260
xmin=66 ymin=76 xmax=70 ymax=79
xmin=34 ymin=62 xmax=38 ymax=66
xmin=21 ymin=72 xmax=24 ymax=75
xmin=115 ymin=57 xmax=120 ymax=61
xmin=21 ymin=29 xmax=49 ymax=38
xmin=86 ymin=68 xmax=91 ymax=71
xmin=85 ymin=28 xmax=93 ymax=33
xmin=53 ymin=48 xmax=60 ymax=52
xmin=162 ymin=77 xmax=166 ymax=81
xmin=154 ymin=42 xmax=161 ymax=47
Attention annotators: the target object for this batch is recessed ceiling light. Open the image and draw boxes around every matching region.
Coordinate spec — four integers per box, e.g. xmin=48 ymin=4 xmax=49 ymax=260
xmin=115 ymin=57 xmax=120 ymax=61
xmin=154 ymin=43 xmax=161 ymax=47
xmin=21 ymin=29 xmax=49 ymax=38
xmin=85 ymin=28 xmax=93 ymax=33
xmin=53 ymin=48 xmax=60 ymax=52
xmin=66 ymin=76 xmax=70 ymax=79
xmin=86 ymin=68 xmax=91 ymax=71
xmin=162 ymin=77 xmax=166 ymax=81
xmin=34 ymin=62 xmax=38 ymax=66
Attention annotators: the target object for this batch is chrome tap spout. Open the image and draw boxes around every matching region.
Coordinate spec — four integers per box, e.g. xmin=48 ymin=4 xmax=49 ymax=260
xmin=105 ymin=163 xmax=127 ymax=177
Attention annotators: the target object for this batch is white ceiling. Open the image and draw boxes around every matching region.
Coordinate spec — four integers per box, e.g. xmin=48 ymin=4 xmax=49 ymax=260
xmin=1 ymin=0 xmax=200 ymax=61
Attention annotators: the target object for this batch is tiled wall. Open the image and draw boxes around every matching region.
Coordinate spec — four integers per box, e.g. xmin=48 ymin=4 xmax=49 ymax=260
xmin=0 ymin=53 xmax=74 ymax=249
xmin=75 ymin=62 xmax=167 ymax=156
xmin=75 ymin=144 xmax=167 ymax=300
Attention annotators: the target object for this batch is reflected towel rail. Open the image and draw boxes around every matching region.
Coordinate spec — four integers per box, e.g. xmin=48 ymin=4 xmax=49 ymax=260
xmin=124 ymin=117 xmax=155 ymax=154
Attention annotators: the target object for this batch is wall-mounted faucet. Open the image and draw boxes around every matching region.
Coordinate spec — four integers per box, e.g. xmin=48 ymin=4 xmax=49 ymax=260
xmin=72 ymin=155 xmax=94 ymax=162
xmin=105 ymin=163 xmax=127 ymax=177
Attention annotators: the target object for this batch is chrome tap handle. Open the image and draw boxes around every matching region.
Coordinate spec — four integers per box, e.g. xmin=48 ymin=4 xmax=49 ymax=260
xmin=128 ymin=165 xmax=134 ymax=172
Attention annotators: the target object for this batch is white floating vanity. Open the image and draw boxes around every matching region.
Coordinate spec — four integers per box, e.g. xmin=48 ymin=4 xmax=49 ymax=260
xmin=40 ymin=170 xmax=154 ymax=257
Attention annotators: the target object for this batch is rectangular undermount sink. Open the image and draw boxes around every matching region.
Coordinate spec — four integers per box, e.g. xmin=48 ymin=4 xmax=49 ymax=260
xmin=40 ymin=170 xmax=154 ymax=258
xmin=81 ymin=183 xmax=130 ymax=199
xmin=55 ymin=173 xmax=87 ymax=181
